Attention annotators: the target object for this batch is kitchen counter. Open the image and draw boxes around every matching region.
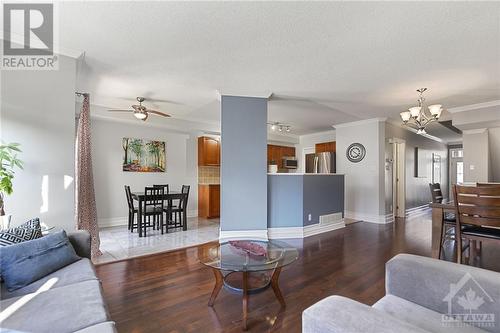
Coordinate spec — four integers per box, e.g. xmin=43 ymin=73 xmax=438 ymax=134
xmin=268 ymin=173 xmax=344 ymax=176
xmin=268 ymin=174 xmax=345 ymax=230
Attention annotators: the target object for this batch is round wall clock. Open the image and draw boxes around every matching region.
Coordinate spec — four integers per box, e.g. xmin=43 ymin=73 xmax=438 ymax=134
xmin=346 ymin=143 xmax=366 ymax=163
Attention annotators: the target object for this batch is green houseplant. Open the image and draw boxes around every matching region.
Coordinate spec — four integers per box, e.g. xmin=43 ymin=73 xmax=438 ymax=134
xmin=0 ymin=143 xmax=23 ymax=216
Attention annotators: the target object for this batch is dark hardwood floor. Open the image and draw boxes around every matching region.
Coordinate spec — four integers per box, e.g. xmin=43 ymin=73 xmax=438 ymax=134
xmin=95 ymin=216 xmax=500 ymax=333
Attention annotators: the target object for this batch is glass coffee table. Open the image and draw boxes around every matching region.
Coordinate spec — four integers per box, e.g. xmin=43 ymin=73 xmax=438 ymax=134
xmin=199 ymin=240 xmax=298 ymax=330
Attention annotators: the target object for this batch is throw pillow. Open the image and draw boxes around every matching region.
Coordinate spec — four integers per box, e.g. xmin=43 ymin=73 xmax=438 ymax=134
xmin=0 ymin=230 xmax=81 ymax=291
xmin=0 ymin=218 xmax=43 ymax=247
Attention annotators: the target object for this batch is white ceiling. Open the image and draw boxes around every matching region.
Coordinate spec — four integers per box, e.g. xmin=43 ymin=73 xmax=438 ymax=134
xmin=60 ymin=1 xmax=500 ymax=139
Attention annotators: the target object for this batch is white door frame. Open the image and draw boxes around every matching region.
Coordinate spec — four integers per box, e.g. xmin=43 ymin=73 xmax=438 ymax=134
xmin=390 ymin=138 xmax=406 ymax=218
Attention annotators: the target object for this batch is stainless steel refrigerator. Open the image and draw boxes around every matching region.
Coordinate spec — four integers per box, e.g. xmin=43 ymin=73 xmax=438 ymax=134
xmin=305 ymin=152 xmax=336 ymax=173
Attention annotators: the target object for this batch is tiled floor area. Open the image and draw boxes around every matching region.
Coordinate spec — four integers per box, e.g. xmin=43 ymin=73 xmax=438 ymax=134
xmin=95 ymin=217 xmax=220 ymax=264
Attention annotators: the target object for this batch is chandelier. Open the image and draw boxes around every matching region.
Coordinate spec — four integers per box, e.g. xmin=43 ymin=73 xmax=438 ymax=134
xmin=400 ymin=88 xmax=442 ymax=135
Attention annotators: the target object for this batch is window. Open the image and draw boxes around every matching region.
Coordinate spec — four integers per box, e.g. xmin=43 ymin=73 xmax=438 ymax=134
xmin=456 ymin=161 xmax=464 ymax=184
xmin=451 ymin=149 xmax=463 ymax=158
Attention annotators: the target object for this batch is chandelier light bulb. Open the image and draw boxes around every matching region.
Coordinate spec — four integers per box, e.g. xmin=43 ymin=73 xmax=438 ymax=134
xmin=286 ymin=126 xmax=291 ymax=132
xmin=400 ymin=111 xmax=411 ymax=123
xmin=409 ymin=107 xmax=421 ymax=118
xmin=278 ymin=126 xmax=283 ymax=132
xmin=428 ymin=104 xmax=442 ymax=118
xmin=271 ymin=124 xmax=276 ymax=131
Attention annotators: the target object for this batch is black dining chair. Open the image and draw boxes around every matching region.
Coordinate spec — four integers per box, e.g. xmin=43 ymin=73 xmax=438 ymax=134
xmin=429 ymin=183 xmax=458 ymax=257
xmin=176 ymin=185 xmax=190 ymax=228
xmin=125 ymin=185 xmax=138 ymax=232
xmin=165 ymin=185 xmax=190 ymax=231
xmin=141 ymin=186 xmax=165 ymax=236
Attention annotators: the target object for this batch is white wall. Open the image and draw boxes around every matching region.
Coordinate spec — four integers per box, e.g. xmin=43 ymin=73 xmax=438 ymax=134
xmin=463 ymin=129 xmax=490 ymax=182
xmin=295 ymin=130 xmax=336 ymax=172
xmin=489 ymin=127 xmax=500 ymax=182
xmin=0 ymin=55 xmax=77 ymax=230
xmin=91 ymin=116 xmax=199 ymax=227
xmin=384 ymin=123 xmax=449 ymax=214
xmin=335 ymin=119 xmax=386 ymax=223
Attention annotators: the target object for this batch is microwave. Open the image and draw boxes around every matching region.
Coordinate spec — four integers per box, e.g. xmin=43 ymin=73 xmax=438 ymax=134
xmin=283 ymin=157 xmax=298 ymax=169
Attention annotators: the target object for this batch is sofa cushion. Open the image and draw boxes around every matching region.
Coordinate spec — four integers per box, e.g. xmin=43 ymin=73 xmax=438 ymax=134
xmin=0 ymin=230 xmax=80 ymax=291
xmin=0 ymin=280 xmax=110 ymax=333
xmin=303 ymin=295 xmax=429 ymax=333
xmin=1 ymin=258 xmax=98 ymax=300
xmin=73 ymin=321 xmax=117 ymax=333
xmin=373 ymin=295 xmax=486 ymax=333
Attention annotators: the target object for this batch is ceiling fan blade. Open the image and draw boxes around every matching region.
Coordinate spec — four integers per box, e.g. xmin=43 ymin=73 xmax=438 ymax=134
xmin=107 ymin=109 xmax=133 ymax=113
xmin=148 ymin=110 xmax=171 ymax=117
xmin=131 ymin=105 xmax=141 ymax=111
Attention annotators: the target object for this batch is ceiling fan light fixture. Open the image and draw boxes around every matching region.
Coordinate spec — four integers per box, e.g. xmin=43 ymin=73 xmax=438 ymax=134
xmin=134 ymin=111 xmax=148 ymax=120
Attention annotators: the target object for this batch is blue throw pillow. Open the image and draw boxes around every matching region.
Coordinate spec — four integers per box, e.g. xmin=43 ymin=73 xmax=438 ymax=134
xmin=0 ymin=230 xmax=81 ymax=291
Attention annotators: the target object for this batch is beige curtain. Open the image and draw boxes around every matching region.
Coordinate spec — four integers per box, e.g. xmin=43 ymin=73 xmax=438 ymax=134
xmin=75 ymin=94 xmax=101 ymax=257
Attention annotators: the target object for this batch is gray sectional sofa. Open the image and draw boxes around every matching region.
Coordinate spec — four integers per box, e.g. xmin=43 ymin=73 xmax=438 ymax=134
xmin=0 ymin=231 xmax=117 ymax=333
xmin=303 ymin=254 xmax=500 ymax=333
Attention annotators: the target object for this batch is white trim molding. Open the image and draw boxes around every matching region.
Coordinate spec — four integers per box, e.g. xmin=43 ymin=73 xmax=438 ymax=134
xmin=405 ymin=204 xmax=431 ymax=220
xmin=334 ymin=118 xmax=387 ymax=129
xmin=219 ymin=229 xmax=269 ymax=241
xmin=345 ymin=211 xmax=394 ymax=224
xmin=462 ymin=128 xmax=488 ymax=135
xmin=268 ymin=219 xmax=345 ymax=239
xmin=448 ymin=100 xmax=500 ymax=114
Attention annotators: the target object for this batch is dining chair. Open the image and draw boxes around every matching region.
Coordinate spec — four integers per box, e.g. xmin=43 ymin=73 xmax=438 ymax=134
xmin=167 ymin=185 xmax=190 ymax=230
xmin=124 ymin=185 xmax=138 ymax=232
xmin=453 ymin=184 xmax=500 ymax=265
xmin=141 ymin=186 xmax=165 ymax=236
xmin=429 ymin=183 xmax=456 ymax=256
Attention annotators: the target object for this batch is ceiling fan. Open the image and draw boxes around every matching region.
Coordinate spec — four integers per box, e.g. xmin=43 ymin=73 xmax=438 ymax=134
xmin=107 ymin=97 xmax=171 ymax=121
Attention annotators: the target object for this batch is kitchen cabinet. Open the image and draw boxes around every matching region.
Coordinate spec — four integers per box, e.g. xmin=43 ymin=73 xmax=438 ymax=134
xmin=198 ymin=184 xmax=220 ymax=218
xmin=267 ymin=145 xmax=296 ymax=169
xmin=198 ymin=136 xmax=220 ymax=166
xmin=315 ymin=141 xmax=336 ymax=154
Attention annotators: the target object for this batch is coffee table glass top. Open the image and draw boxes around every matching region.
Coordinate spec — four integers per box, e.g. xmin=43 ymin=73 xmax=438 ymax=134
xmin=199 ymin=240 xmax=298 ymax=272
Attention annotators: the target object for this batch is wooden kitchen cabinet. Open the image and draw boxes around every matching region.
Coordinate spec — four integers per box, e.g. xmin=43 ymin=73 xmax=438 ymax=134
xmin=315 ymin=141 xmax=336 ymax=153
xmin=267 ymin=145 xmax=296 ymax=169
xmin=198 ymin=184 xmax=220 ymax=218
xmin=198 ymin=136 xmax=220 ymax=166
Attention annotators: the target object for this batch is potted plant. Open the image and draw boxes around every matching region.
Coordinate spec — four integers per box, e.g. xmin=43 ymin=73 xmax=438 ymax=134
xmin=0 ymin=142 xmax=23 ymax=228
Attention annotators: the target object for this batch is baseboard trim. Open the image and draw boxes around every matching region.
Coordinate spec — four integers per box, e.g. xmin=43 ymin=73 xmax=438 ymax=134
xmin=345 ymin=211 xmax=393 ymax=224
xmin=268 ymin=219 xmax=345 ymax=239
xmin=219 ymin=229 xmax=269 ymax=241
xmin=98 ymin=210 xmax=198 ymax=229
xmin=405 ymin=205 xmax=430 ymax=220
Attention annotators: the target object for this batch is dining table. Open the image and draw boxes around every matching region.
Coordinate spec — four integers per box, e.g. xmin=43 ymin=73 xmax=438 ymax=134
xmin=131 ymin=191 xmax=187 ymax=237
xmin=429 ymin=201 xmax=455 ymax=259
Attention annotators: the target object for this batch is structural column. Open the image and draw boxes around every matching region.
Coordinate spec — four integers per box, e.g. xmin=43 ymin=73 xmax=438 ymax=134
xmin=220 ymin=95 xmax=268 ymax=239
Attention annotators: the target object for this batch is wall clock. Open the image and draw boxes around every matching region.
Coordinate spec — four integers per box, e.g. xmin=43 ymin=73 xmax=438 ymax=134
xmin=346 ymin=143 xmax=366 ymax=163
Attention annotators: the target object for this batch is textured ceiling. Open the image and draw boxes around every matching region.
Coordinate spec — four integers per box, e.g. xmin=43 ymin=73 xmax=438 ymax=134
xmin=60 ymin=2 xmax=500 ymax=138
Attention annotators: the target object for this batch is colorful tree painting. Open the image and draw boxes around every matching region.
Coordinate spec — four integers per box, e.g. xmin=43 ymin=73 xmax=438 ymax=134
xmin=122 ymin=138 xmax=165 ymax=172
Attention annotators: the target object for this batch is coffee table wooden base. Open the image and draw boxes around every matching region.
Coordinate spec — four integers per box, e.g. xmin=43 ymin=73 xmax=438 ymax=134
xmin=207 ymin=267 xmax=285 ymax=330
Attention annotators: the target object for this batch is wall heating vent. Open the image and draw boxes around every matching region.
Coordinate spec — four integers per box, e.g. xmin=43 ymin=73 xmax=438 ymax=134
xmin=319 ymin=212 xmax=343 ymax=225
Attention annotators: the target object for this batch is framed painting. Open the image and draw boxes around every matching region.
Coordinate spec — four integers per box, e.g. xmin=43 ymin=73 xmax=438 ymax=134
xmin=122 ymin=138 xmax=166 ymax=172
